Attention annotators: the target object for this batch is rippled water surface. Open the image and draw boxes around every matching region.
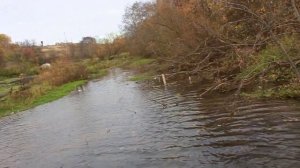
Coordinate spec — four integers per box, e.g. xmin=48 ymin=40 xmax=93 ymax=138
xmin=1 ymin=69 xmax=300 ymax=168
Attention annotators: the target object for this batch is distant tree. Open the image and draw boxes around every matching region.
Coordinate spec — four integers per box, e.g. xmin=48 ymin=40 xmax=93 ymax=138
xmin=123 ymin=2 xmax=156 ymax=37
xmin=0 ymin=34 xmax=11 ymax=66
xmin=122 ymin=1 xmax=158 ymax=56
xmin=0 ymin=34 xmax=11 ymax=47
xmin=0 ymin=48 xmax=5 ymax=66
xmin=96 ymin=33 xmax=126 ymax=58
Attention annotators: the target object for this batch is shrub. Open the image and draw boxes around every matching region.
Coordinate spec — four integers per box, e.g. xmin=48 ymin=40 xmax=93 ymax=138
xmin=239 ymin=36 xmax=300 ymax=81
xmin=37 ymin=58 xmax=87 ymax=86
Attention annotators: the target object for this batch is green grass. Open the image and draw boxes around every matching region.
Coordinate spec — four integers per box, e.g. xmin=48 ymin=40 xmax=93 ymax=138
xmin=83 ymin=56 xmax=131 ymax=79
xmin=31 ymin=80 xmax=86 ymax=106
xmin=129 ymin=73 xmax=153 ymax=81
xmin=0 ymin=77 xmax=20 ymax=84
xmin=0 ymin=80 xmax=86 ymax=117
xmin=0 ymin=76 xmax=10 ymax=81
xmin=89 ymin=69 xmax=108 ymax=79
xmin=241 ymin=83 xmax=300 ymax=99
xmin=238 ymin=35 xmax=299 ymax=80
xmin=83 ymin=56 xmax=156 ymax=80
xmin=128 ymin=58 xmax=156 ymax=68
xmin=0 ymin=86 xmax=9 ymax=94
xmin=0 ymin=77 xmax=21 ymax=95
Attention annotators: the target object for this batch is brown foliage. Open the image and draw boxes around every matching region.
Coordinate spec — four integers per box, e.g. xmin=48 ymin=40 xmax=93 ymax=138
xmin=37 ymin=58 xmax=87 ymax=86
xmin=0 ymin=34 xmax=11 ymax=48
xmin=96 ymin=35 xmax=127 ymax=59
xmin=123 ymin=0 xmax=300 ymax=78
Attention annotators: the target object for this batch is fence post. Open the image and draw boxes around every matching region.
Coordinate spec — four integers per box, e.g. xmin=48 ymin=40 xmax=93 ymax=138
xmin=162 ymin=74 xmax=167 ymax=86
xmin=189 ymin=76 xmax=192 ymax=84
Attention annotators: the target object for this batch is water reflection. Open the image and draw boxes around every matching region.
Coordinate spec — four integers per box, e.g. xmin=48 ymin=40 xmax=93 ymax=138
xmin=0 ymin=69 xmax=299 ymax=168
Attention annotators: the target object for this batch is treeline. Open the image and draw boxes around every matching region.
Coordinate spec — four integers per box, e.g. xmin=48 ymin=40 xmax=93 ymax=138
xmin=0 ymin=33 xmax=127 ymax=77
xmin=122 ymin=0 xmax=300 ymax=97
xmin=0 ymin=34 xmax=43 ymax=77
xmin=66 ymin=35 xmax=126 ymax=59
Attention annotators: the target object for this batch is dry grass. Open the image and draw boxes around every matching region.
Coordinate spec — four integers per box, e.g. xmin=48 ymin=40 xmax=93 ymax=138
xmin=37 ymin=58 xmax=88 ymax=86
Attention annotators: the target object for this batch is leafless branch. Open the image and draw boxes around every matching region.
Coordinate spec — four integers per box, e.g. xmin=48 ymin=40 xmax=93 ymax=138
xmin=291 ymin=0 xmax=300 ymax=22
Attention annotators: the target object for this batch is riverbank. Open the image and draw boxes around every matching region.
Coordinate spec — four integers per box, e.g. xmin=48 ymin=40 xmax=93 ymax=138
xmin=0 ymin=80 xmax=86 ymax=117
xmin=240 ymin=83 xmax=300 ymax=100
xmin=1 ymin=54 xmax=298 ymax=118
xmin=90 ymin=55 xmax=300 ymax=100
xmin=82 ymin=55 xmax=157 ymax=82
xmin=0 ymin=56 xmax=156 ymax=118
xmin=122 ymin=56 xmax=300 ymax=100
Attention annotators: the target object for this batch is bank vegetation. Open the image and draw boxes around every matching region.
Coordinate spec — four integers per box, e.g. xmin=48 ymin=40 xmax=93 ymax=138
xmin=121 ymin=0 xmax=300 ymax=99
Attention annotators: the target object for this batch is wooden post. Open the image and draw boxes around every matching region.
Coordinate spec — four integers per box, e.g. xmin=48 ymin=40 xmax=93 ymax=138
xmin=162 ymin=74 xmax=167 ymax=86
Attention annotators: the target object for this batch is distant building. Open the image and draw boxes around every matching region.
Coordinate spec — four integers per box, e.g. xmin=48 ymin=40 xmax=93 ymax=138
xmin=80 ymin=37 xmax=96 ymax=44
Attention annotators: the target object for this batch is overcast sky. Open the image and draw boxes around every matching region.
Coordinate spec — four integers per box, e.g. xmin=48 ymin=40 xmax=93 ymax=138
xmin=0 ymin=0 xmax=151 ymax=45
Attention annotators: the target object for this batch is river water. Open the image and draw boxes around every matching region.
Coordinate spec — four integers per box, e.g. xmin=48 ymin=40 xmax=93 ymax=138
xmin=0 ymin=69 xmax=300 ymax=168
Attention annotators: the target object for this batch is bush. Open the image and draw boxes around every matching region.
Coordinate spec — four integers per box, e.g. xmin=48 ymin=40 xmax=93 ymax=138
xmin=239 ymin=36 xmax=300 ymax=81
xmin=0 ymin=68 xmax=21 ymax=77
xmin=37 ymin=59 xmax=87 ymax=86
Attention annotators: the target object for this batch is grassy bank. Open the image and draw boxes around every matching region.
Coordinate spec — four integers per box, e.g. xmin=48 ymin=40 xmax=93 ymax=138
xmin=0 ymin=80 xmax=86 ymax=117
xmin=126 ymin=58 xmax=157 ymax=82
xmin=31 ymin=80 xmax=87 ymax=107
xmin=82 ymin=55 xmax=130 ymax=79
xmin=85 ymin=55 xmax=300 ymax=100
xmin=241 ymin=84 xmax=300 ymax=100
xmin=0 ymin=55 xmax=157 ymax=118
xmin=83 ymin=55 xmax=157 ymax=82
xmin=129 ymin=73 xmax=153 ymax=81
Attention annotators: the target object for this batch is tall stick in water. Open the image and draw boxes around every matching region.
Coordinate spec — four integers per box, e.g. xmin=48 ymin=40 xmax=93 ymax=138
xmin=162 ymin=74 xmax=167 ymax=86
xmin=189 ymin=76 xmax=192 ymax=84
